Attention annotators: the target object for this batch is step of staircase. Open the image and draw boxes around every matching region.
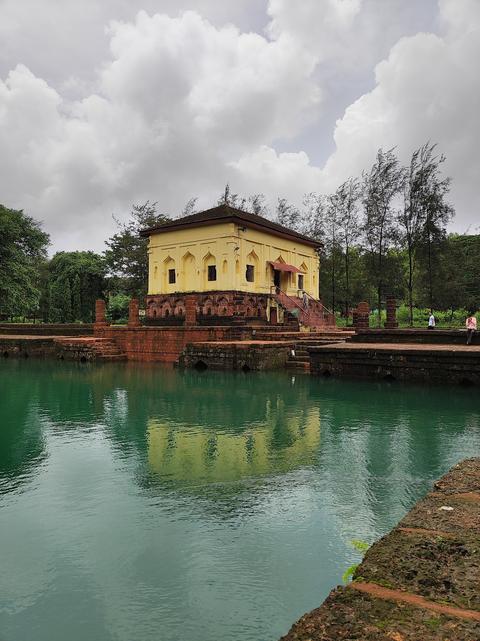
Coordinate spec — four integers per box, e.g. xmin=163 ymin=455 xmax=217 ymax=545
xmin=54 ymin=337 xmax=127 ymax=361
xmin=284 ymin=331 xmax=352 ymax=372
xmin=288 ymin=354 xmax=309 ymax=362
xmin=286 ymin=359 xmax=310 ymax=372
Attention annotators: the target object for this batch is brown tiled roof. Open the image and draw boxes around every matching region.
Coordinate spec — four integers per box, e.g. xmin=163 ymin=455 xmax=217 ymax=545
xmin=140 ymin=204 xmax=320 ymax=248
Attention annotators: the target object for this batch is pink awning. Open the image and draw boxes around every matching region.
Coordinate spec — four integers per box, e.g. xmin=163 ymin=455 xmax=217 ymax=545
xmin=269 ymin=261 xmax=302 ymax=273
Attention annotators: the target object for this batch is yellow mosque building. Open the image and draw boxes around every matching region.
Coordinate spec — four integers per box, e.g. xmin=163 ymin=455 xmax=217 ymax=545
xmin=141 ymin=203 xmax=330 ymax=327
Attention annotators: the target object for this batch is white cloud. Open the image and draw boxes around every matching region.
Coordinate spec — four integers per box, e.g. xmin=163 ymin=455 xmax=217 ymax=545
xmin=267 ymin=0 xmax=362 ymax=62
xmin=0 ymin=8 xmax=322 ymax=249
xmin=0 ymin=0 xmax=479 ymax=250
xmin=321 ymin=0 xmax=480 ymax=230
xmin=0 ymin=0 xmax=266 ymax=91
xmin=229 ymin=146 xmax=322 ymax=206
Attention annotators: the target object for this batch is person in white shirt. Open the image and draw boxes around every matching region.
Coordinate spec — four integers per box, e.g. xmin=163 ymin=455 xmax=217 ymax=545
xmin=428 ymin=312 xmax=436 ymax=329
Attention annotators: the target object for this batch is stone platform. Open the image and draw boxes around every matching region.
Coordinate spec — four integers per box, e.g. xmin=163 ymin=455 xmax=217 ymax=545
xmin=352 ymin=328 xmax=478 ymax=345
xmin=309 ymin=342 xmax=480 ymax=385
xmin=0 ymin=335 xmax=126 ymax=362
xmin=279 ymin=458 xmax=480 ymax=641
xmin=179 ymin=340 xmax=294 ymax=371
xmin=0 ymin=323 xmax=93 ymax=336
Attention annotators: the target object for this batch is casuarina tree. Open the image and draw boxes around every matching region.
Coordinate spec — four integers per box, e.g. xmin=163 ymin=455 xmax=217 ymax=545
xmin=362 ymin=148 xmax=405 ymax=325
xmin=398 ymin=143 xmax=454 ymax=325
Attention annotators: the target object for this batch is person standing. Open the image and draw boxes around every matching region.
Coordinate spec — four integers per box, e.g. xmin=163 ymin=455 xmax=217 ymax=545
xmin=302 ymin=291 xmax=309 ymax=310
xmin=466 ymin=313 xmax=477 ymax=345
xmin=428 ymin=312 xmax=436 ymax=330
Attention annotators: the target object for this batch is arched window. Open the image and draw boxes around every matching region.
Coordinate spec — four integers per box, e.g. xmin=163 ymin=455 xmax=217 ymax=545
xmin=246 ymin=249 xmax=259 ymax=284
xmin=181 ymin=252 xmax=196 ymax=290
xmin=203 ymin=252 xmax=217 ymax=287
xmin=163 ymin=256 xmax=175 ymax=291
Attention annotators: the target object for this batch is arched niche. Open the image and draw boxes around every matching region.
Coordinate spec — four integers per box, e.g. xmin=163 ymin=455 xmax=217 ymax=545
xmin=181 ymin=251 xmax=196 ymax=290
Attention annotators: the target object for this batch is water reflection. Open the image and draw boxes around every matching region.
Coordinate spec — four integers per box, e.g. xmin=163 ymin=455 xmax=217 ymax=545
xmin=1 ymin=359 xmax=480 ymax=507
xmin=1 ymin=360 xmax=480 ymax=641
xmin=147 ymin=404 xmax=321 ymax=484
xmin=0 ymin=365 xmax=47 ymax=492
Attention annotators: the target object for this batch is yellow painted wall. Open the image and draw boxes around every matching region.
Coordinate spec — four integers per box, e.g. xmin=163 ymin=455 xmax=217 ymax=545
xmin=147 ymin=222 xmax=319 ymax=297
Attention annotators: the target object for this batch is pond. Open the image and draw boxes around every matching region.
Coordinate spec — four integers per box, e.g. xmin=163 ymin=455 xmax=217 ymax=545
xmin=0 ymin=360 xmax=479 ymax=641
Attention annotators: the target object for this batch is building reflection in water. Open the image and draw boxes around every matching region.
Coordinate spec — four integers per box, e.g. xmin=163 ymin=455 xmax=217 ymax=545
xmin=146 ymin=403 xmax=321 ymax=485
xmin=1 ymin=359 xmax=479 ymax=527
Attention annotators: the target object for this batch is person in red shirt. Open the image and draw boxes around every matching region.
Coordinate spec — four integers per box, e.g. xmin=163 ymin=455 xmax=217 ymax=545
xmin=466 ymin=313 xmax=477 ymax=345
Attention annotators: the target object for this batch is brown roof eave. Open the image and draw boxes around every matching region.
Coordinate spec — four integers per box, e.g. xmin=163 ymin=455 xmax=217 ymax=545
xmin=140 ymin=216 xmax=321 ymax=249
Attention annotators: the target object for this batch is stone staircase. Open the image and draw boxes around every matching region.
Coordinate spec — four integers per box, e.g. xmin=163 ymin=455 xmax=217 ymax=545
xmin=285 ymin=331 xmax=354 ymax=372
xmin=54 ymin=337 xmax=127 ymax=362
xmin=274 ymin=291 xmax=336 ymax=330
xmin=286 ymin=346 xmax=311 ymax=372
xmin=254 ymin=328 xmax=353 ymax=342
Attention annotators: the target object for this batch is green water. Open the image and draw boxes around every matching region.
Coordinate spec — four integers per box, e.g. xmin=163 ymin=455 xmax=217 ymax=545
xmin=0 ymin=360 xmax=479 ymax=641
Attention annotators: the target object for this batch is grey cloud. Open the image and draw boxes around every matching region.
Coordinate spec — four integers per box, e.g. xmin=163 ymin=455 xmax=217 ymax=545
xmin=0 ymin=0 xmax=479 ymax=252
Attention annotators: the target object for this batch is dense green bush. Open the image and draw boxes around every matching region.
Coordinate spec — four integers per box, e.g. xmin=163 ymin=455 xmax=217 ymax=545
xmin=384 ymin=304 xmax=478 ymax=328
xmin=107 ymin=293 xmax=130 ymax=324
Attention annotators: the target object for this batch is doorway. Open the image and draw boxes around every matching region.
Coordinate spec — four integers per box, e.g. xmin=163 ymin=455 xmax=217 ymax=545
xmin=273 ymin=269 xmax=281 ymax=291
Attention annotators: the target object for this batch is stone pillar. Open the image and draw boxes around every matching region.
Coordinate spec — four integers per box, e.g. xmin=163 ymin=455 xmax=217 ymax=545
xmin=128 ymin=298 xmax=141 ymax=327
xmin=352 ymin=309 xmax=358 ymax=329
xmin=185 ymin=294 xmax=197 ymax=326
xmin=385 ymin=296 xmax=398 ymax=329
xmin=356 ymin=301 xmax=370 ymax=331
xmin=94 ymin=299 xmax=108 ymax=336
xmin=94 ymin=299 xmax=107 ymax=326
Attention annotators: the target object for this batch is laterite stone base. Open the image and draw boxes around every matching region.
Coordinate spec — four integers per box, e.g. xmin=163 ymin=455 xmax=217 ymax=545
xmin=279 ymin=458 xmax=480 ymax=641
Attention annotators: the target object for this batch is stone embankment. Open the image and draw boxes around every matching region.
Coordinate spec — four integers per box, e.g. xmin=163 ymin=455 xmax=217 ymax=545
xmin=309 ymin=342 xmax=480 ymax=385
xmin=279 ymin=458 xmax=480 ymax=641
xmin=179 ymin=340 xmax=293 ymax=371
xmin=351 ymin=328 xmax=478 ymax=345
xmin=179 ymin=330 xmax=352 ymax=371
xmin=0 ymin=336 xmax=125 ymax=362
xmin=0 ymin=323 xmax=93 ymax=336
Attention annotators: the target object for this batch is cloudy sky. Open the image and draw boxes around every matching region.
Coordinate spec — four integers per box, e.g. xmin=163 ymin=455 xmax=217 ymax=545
xmin=1 ymin=0 xmax=479 ymax=251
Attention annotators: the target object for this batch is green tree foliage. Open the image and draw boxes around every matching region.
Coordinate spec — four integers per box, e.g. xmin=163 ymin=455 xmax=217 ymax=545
xmin=0 ymin=204 xmax=50 ymax=318
xmin=271 ymin=144 xmax=458 ymax=319
xmin=46 ymin=251 xmax=106 ymax=322
xmin=181 ymin=197 xmax=198 ymax=217
xmin=71 ymin=274 xmax=82 ymax=322
xmin=362 ymin=148 xmax=405 ymax=325
xmin=217 ymin=184 xmax=270 ymax=217
xmin=104 ymin=201 xmax=170 ymax=298
xmin=426 ymin=234 xmax=480 ymax=313
xmin=107 ymin=293 xmax=131 ymax=323
xmin=276 ymin=197 xmax=301 ymax=231
xmin=336 ymin=178 xmax=361 ymax=316
xmin=415 ymin=150 xmax=454 ymax=311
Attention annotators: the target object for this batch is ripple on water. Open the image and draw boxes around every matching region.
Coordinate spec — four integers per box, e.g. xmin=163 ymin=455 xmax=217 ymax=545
xmin=0 ymin=360 xmax=479 ymax=641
